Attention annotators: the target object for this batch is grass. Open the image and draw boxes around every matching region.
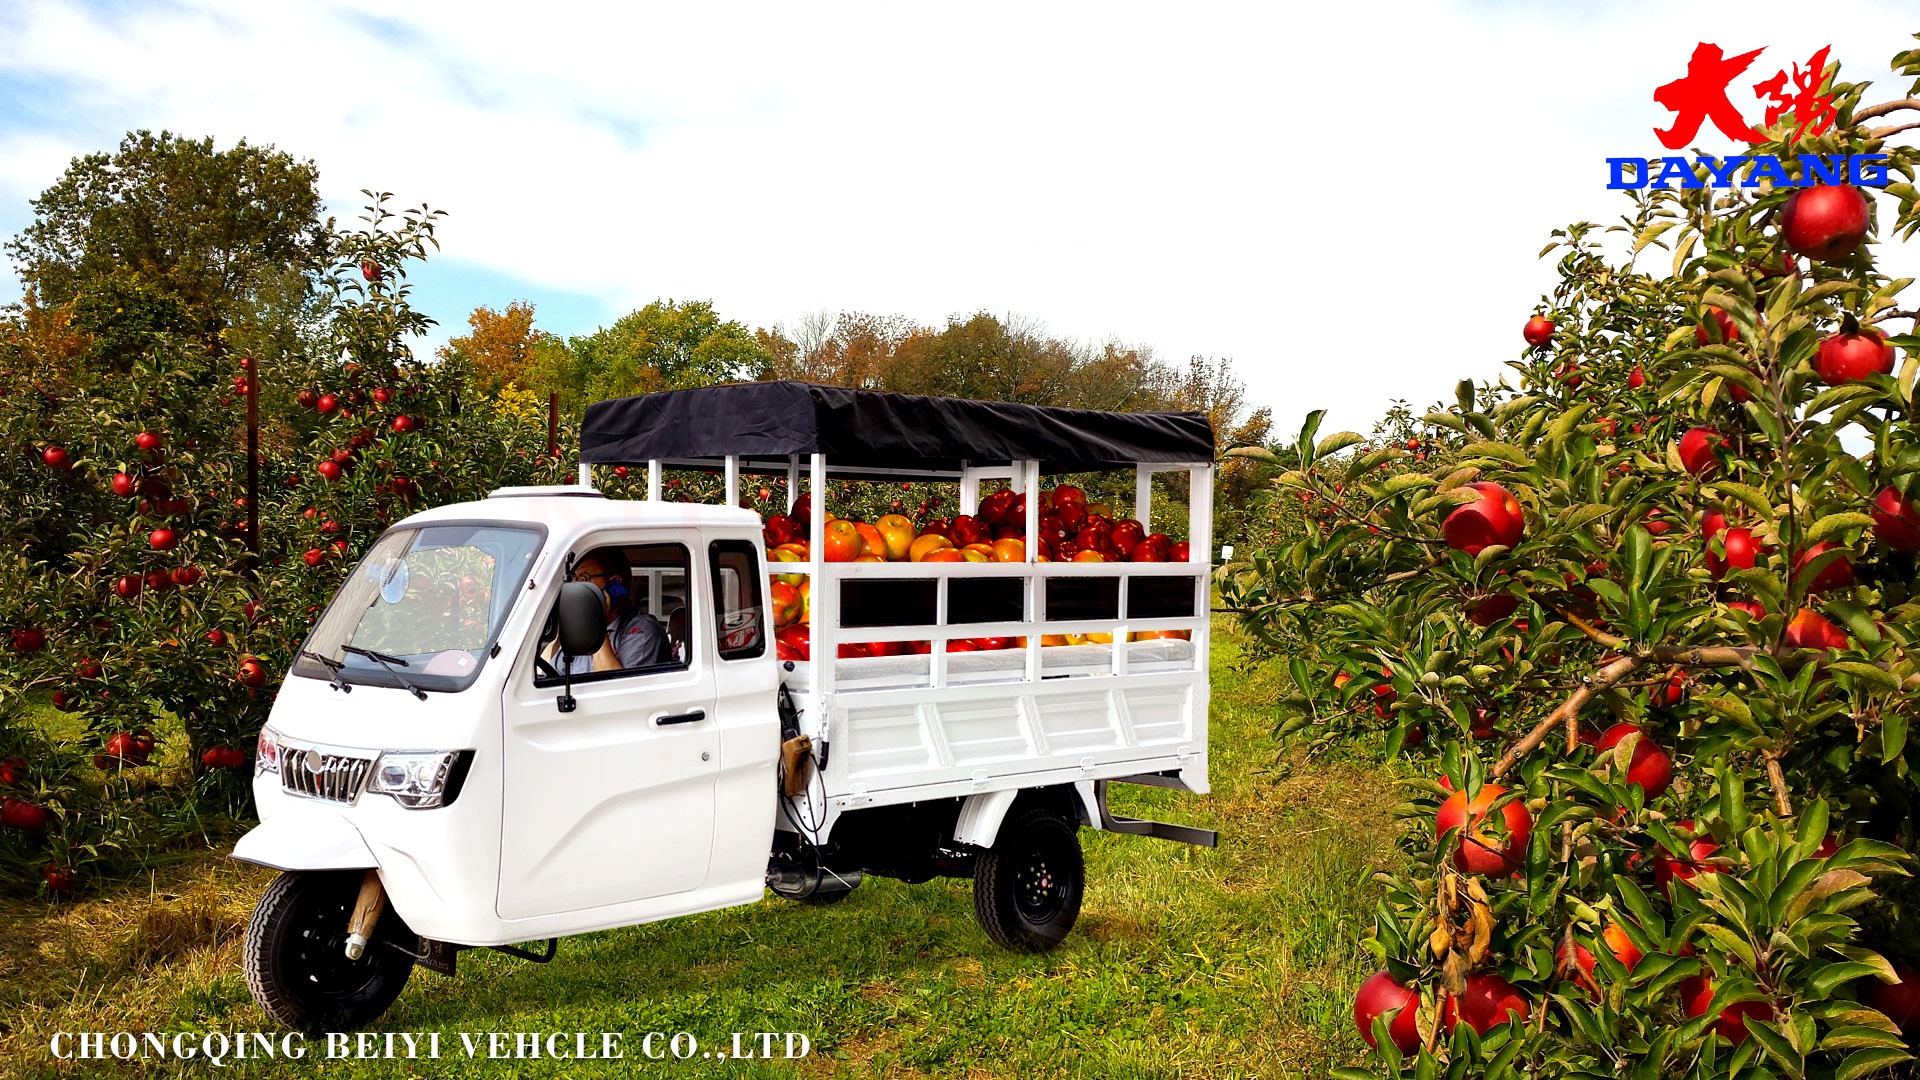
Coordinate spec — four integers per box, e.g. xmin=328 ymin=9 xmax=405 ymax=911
xmin=0 ymin=621 xmax=1404 ymax=1079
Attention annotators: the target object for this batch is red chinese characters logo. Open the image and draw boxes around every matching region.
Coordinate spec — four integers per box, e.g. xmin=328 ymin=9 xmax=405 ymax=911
xmin=1652 ymin=43 xmax=1836 ymax=149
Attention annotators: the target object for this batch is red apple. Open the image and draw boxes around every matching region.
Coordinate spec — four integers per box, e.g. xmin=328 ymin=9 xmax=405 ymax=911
xmin=237 ymin=656 xmax=269 ymax=689
xmin=1595 ymin=723 xmax=1673 ymax=798
xmin=1726 ymin=598 xmax=1767 ymax=619
xmin=9 ymin=627 xmax=44 ymax=652
xmin=317 ymin=460 xmax=342 ymax=482
xmin=0 ymin=757 xmax=25 ymax=784
xmin=1434 ymin=783 xmax=1532 ymax=875
xmin=1784 ymin=607 xmax=1848 ymax=649
xmin=112 ymin=574 xmax=142 ymax=599
xmin=41 ymin=863 xmax=74 ymax=893
xmin=1654 ymin=820 xmax=1723 ymax=898
xmin=1779 ymin=185 xmax=1870 ymax=262
xmin=1443 ymin=972 xmax=1530 ymax=1035
xmin=391 ymin=415 xmax=415 ymax=433
xmin=1793 ymin=542 xmax=1854 ymax=593
xmin=205 ymin=629 xmax=228 ymax=646
xmin=1628 ymin=364 xmax=1646 ymax=389
xmin=1353 ymin=971 xmax=1421 ymax=1052
xmin=1 ymin=797 xmax=48 ymax=832
xmin=102 ymin=731 xmax=152 ymax=766
xmin=148 ymin=527 xmax=177 ymax=551
xmin=303 ymin=548 xmax=325 ymax=567
xmin=1441 ymin=482 xmax=1525 ymax=555
xmin=110 ymin=471 xmax=137 ymax=497
xmin=1705 ymin=526 xmax=1760 ymax=579
xmin=949 ymin=515 xmax=988 ymax=548
xmin=41 ymin=446 xmax=70 ymax=470
xmin=1815 ymin=327 xmax=1895 ymax=385
xmin=1700 ymin=508 xmax=1727 ymax=540
xmin=1522 ymin=316 xmax=1555 ymax=347
xmin=1466 ymin=593 xmax=1521 ymax=627
xmin=317 ymin=393 xmax=339 ymax=414
xmin=1681 ymin=974 xmax=1774 ymax=1044
xmin=134 ymin=431 xmax=161 ymax=453
xmin=1872 ymin=487 xmax=1920 ymax=552
xmin=1695 ymin=305 xmax=1741 ymax=345
xmin=1677 ymin=427 xmax=1723 ymax=476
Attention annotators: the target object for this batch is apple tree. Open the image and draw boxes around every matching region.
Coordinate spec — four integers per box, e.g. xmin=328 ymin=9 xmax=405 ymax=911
xmin=0 ymin=183 xmax=563 ymax=896
xmin=1222 ymin=40 xmax=1920 ymax=1077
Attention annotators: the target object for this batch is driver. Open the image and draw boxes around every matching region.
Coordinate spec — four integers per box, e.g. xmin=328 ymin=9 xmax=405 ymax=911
xmin=560 ymin=549 xmax=666 ymax=673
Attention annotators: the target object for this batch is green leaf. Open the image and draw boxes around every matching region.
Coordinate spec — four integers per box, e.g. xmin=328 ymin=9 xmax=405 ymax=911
xmin=1626 ymin=525 xmax=1651 ymax=590
xmin=1886 ymin=710 xmax=1908 ymax=763
xmin=1561 ymin=503 xmax=1616 ymax=532
xmin=1710 ymin=481 xmax=1778 ymax=524
xmin=1377 ymin=473 xmax=1437 ymax=499
xmin=1806 ymin=512 xmax=1876 ymax=545
xmin=1834 ymin=1046 xmax=1911 ymax=1080
xmin=1827 ymin=661 xmax=1903 ymax=692
xmin=1743 ymin=1016 xmax=1801 ymax=1073
xmin=1459 ymin=441 xmax=1531 ymax=466
xmin=1295 ymin=409 xmax=1326 ymax=456
xmin=1313 ymin=431 xmax=1364 ymax=461
xmin=1587 ymin=578 xmax=1626 ymax=605
xmin=1819 ymin=1024 xmax=1908 ymax=1051
xmin=1455 ymin=380 xmax=1476 ymax=413
xmin=1545 ymin=402 xmax=1594 ymax=444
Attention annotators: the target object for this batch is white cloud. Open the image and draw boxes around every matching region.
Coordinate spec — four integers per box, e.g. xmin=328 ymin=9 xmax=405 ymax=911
xmin=0 ymin=0 xmax=1915 ymax=437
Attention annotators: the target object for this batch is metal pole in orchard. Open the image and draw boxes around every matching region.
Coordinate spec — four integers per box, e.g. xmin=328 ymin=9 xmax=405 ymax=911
xmin=246 ymin=352 xmax=260 ymax=579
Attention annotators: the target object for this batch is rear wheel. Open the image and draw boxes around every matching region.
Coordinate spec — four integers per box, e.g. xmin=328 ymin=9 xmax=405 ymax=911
xmin=243 ymin=870 xmax=414 ymax=1033
xmin=972 ymin=808 xmax=1083 ymax=951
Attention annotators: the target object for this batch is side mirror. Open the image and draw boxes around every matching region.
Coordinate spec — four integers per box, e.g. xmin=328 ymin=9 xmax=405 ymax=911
xmin=556 ymin=581 xmax=606 ymax=658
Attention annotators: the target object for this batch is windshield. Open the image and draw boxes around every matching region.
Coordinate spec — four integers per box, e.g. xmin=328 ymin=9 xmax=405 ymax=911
xmin=291 ymin=523 xmax=544 ymax=694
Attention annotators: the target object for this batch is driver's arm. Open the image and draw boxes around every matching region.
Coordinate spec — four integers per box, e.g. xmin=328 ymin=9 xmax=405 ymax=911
xmin=590 ymin=632 xmax=619 ymax=672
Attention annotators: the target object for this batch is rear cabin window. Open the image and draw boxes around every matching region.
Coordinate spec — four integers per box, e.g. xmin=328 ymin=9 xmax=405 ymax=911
xmin=709 ymin=541 xmax=765 ymax=660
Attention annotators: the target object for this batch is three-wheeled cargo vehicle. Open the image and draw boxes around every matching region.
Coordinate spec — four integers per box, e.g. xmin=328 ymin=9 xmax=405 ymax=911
xmin=234 ymin=381 xmax=1218 ymax=1032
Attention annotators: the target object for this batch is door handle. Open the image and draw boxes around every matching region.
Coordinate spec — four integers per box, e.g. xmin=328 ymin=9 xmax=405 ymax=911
xmin=654 ymin=709 xmax=706 ymax=726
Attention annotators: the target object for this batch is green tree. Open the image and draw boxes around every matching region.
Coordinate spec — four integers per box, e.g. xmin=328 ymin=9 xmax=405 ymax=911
xmin=567 ymin=299 xmax=770 ymax=404
xmin=5 ymin=130 xmax=330 ymax=332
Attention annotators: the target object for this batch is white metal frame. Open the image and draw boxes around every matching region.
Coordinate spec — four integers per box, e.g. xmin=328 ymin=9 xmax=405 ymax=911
xmin=600 ymin=452 xmax=1213 ymax=697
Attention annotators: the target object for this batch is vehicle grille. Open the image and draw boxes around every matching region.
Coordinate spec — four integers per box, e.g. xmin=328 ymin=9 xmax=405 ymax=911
xmin=281 ymin=747 xmax=374 ymax=804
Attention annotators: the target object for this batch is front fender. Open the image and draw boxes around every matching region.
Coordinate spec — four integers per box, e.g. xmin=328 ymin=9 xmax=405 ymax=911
xmin=232 ymin=808 xmax=377 ymax=871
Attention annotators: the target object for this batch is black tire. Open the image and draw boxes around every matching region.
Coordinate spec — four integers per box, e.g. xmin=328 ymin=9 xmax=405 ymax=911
xmin=243 ymin=870 xmax=414 ymax=1034
xmin=972 ymin=808 xmax=1084 ymax=951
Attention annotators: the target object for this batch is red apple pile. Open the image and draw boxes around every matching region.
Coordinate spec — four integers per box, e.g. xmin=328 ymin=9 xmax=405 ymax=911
xmin=762 ymin=483 xmax=1195 ymax=661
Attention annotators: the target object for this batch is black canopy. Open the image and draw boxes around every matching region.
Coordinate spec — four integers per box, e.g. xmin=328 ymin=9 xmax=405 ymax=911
xmin=579 ymin=382 xmax=1215 ymax=475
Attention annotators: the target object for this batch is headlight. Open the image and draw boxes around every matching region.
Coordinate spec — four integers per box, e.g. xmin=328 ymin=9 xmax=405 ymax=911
xmin=256 ymin=727 xmax=281 ymax=775
xmin=368 ymin=750 xmax=471 ymax=809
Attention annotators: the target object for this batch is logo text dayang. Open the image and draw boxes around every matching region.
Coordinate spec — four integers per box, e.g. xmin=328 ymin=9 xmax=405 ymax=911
xmin=1607 ymin=43 xmax=1880 ymax=189
xmin=1606 ymin=154 xmax=1891 ymax=191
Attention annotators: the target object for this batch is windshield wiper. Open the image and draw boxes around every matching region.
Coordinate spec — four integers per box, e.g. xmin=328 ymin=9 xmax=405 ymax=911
xmin=300 ymin=649 xmax=352 ymax=693
xmin=340 ymin=645 xmax=427 ymax=701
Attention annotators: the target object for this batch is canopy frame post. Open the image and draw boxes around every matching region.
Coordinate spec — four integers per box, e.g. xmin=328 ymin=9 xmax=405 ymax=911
xmin=724 ymin=455 xmax=740 ymax=508
xmin=647 ymin=460 xmax=662 ymax=502
xmin=809 ymin=453 xmax=831 ymax=700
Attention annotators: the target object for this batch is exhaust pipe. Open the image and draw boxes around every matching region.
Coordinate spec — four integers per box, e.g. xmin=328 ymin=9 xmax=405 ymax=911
xmin=344 ymin=869 xmax=386 ymax=960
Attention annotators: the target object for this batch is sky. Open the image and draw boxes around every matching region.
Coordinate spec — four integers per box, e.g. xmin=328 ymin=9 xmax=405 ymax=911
xmin=0 ymin=1 xmax=1915 ymax=439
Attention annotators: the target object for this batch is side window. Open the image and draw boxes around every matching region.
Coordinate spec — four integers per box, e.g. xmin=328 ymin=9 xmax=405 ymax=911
xmin=534 ymin=541 xmax=691 ymax=686
xmin=709 ymin=541 xmax=765 ymax=661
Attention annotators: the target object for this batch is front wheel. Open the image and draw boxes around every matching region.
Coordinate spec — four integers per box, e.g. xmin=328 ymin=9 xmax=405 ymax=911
xmin=243 ymin=870 xmax=415 ymax=1033
xmin=972 ymin=808 xmax=1084 ymax=951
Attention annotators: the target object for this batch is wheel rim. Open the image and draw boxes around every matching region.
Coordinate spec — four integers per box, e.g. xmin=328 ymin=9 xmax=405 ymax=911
xmin=1013 ymin=843 xmax=1068 ymax=923
xmin=287 ymin=879 xmax=387 ymax=1001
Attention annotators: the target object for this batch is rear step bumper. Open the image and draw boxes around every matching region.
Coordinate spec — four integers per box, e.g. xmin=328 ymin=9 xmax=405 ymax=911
xmin=1094 ymin=780 xmax=1218 ymax=847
